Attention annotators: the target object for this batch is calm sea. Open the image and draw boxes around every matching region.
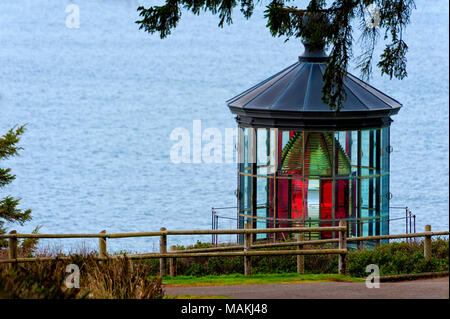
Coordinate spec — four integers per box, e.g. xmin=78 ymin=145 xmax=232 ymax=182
xmin=0 ymin=0 xmax=448 ymax=252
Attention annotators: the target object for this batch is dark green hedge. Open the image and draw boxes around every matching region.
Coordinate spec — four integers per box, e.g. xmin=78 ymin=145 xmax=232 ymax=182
xmin=144 ymin=238 xmax=449 ymax=277
xmin=347 ymin=238 xmax=449 ymax=277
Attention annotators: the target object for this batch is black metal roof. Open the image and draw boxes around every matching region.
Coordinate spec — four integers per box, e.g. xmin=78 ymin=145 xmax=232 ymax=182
xmin=227 ymin=48 xmax=402 ymax=130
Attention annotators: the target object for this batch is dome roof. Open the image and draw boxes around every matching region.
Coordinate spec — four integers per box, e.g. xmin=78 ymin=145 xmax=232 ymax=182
xmin=227 ymin=49 xmax=402 ymax=130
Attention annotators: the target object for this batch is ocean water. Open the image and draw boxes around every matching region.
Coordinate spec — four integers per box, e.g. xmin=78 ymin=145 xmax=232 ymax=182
xmin=0 ymin=0 xmax=448 ymax=253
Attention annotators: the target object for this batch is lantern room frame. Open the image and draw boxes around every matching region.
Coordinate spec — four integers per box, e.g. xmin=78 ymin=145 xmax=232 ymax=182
xmin=237 ymin=125 xmax=391 ymax=241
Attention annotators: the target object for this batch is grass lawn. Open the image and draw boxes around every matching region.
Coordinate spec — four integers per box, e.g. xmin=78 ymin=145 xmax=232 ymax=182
xmin=162 ymin=273 xmax=364 ymax=287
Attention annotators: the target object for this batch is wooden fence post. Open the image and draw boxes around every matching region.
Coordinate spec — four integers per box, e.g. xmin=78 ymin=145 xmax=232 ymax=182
xmin=296 ymin=232 xmax=305 ymax=274
xmin=424 ymin=225 xmax=432 ymax=262
xmin=160 ymin=227 xmax=167 ymax=277
xmin=244 ymin=222 xmax=252 ymax=276
xmin=169 ymin=245 xmax=177 ymax=277
xmin=338 ymin=220 xmax=347 ymax=275
xmin=98 ymin=230 xmax=107 ymax=259
xmin=8 ymin=230 xmax=17 ymax=270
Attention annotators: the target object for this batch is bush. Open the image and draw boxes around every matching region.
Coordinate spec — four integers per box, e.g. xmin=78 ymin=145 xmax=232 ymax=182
xmin=0 ymin=258 xmax=85 ymax=299
xmin=169 ymin=243 xmax=338 ymax=276
xmin=0 ymin=255 xmax=164 ymax=299
xmin=347 ymin=238 xmax=449 ymax=277
xmin=81 ymin=255 xmax=164 ymax=299
xmin=166 ymin=239 xmax=448 ymax=277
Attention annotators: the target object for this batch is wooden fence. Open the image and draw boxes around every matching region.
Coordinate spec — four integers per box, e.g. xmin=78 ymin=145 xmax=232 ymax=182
xmin=0 ymin=222 xmax=448 ymax=277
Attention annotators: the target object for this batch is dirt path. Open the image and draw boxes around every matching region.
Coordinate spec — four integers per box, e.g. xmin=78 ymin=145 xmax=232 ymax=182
xmin=164 ymin=277 xmax=449 ymax=299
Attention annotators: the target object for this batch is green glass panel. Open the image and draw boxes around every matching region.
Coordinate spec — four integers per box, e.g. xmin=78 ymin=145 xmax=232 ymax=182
xmin=279 ymin=132 xmax=351 ymax=177
xmin=334 ymin=134 xmax=352 ymax=176
xmin=307 ymin=133 xmax=333 ymax=176
xmin=280 ymin=132 xmax=306 ymax=173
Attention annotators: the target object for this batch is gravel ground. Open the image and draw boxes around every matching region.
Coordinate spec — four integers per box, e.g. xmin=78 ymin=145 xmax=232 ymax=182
xmin=164 ymin=277 xmax=449 ymax=299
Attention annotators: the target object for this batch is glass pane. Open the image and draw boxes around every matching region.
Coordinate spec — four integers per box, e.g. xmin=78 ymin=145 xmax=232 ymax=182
xmin=360 ymin=176 xmax=378 ymax=236
xmin=336 ymin=131 xmax=347 ymax=149
xmin=257 ymin=128 xmax=269 ymax=167
xmin=334 ymin=132 xmax=352 ymax=177
xmin=239 ymin=127 xmax=252 ymax=172
xmin=256 ymin=208 xmax=268 ymax=239
xmin=381 ymin=174 xmax=390 ymax=235
xmin=256 ymin=177 xmax=268 ymax=211
xmin=291 ymin=179 xmax=307 ymax=221
xmin=307 ymin=179 xmax=320 ymax=220
xmin=268 ymin=128 xmax=278 ymax=174
xmin=268 ymin=177 xmax=276 ymax=229
xmin=361 ymin=130 xmax=371 ymax=177
xmin=276 ymin=177 xmax=289 ymax=226
xmin=320 ymin=179 xmax=333 ymax=238
xmin=350 ymin=130 xmax=358 ymax=174
xmin=360 ymin=176 xmax=370 ymax=236
xmin=381 ymin=126 xmax=390 ymax=174
xmin=348 ymin=177 xmax=358 ymax=237
xmin=256 ymin=175 xmax=269 ymax=239
xmin=281 ymin=130 xmax=290 ymax=150
xmin=335 ymin=178 xmax=349 ymax=220
xmin=280 ymin=131 xmax=304 ymax=173
xmin=239 ymin=173 xmax=252 ymax=215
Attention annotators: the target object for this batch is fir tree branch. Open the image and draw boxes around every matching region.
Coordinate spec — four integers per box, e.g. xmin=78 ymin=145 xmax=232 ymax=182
xmin=135 ymin=0 xmax=415 ymax=111
xmin=0 ymin=125 xmax=32 ymax=236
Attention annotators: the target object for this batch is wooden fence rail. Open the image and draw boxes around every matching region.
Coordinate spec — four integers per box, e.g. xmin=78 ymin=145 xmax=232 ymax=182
xmin=0 ymin=222 xmax=348 ymax=275
xmin=1 ymin=223 xmax=448 ymax=277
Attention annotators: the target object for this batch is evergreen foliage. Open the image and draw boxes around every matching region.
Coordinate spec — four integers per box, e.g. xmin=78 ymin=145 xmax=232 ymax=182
xmin=0 ymin=125 xmax=32 ymax=246
xmin=136 ymin=0 xmax=415 ymax=111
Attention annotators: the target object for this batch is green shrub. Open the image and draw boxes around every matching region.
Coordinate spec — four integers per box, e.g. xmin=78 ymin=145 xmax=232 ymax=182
xmin=347 ymin=239 xmax=449 ymax=277
xmin=165 ymin=239 xmax=448 ymax=277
